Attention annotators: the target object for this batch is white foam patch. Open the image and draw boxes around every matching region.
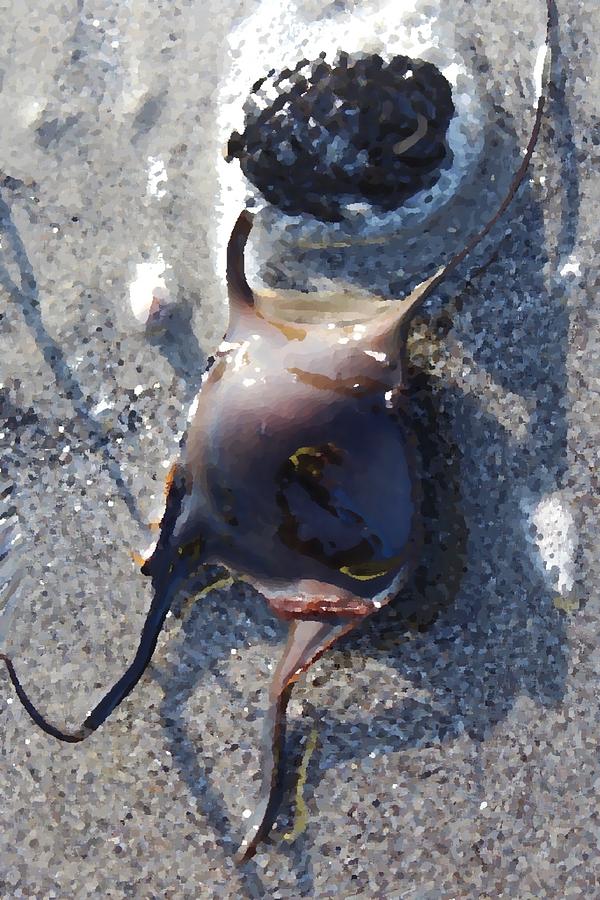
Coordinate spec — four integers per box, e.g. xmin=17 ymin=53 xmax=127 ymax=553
xmin=533 ymin=41 xmax=549 ymax=107
xmin=559 ymin=255 xmax=581 ymax=278
xmin=92 ymin=397 xmax=113 ymax=416
xmin=521 ymin=492 xmax=576 ymax=593
xmin=146 ymin=156 xmax=168 ymax=199
xmin=19 ymin=98 xmax=43 ymax=128
xmin=129 ymin=250 xmax=170 ymax=323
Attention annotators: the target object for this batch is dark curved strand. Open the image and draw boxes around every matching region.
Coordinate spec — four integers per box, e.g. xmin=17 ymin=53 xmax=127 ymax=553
xmin=79 ymin=569 xmax=180 ymax=734
xmin=0 ymin=652 xmax=87 ymax=742
xmin=401 ymin=0 xmax=554 ymax=330
xmin=0 ymin=561 xmax=183 ymax=743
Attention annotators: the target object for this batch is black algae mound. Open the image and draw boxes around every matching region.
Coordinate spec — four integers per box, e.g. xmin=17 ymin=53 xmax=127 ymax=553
xmin=228 ymin=52 xmax=455 ymax=222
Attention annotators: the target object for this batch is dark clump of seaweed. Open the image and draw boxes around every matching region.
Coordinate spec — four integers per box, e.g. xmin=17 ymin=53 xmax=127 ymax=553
xmin=228 ymin=52 xmax=455 ymax=221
